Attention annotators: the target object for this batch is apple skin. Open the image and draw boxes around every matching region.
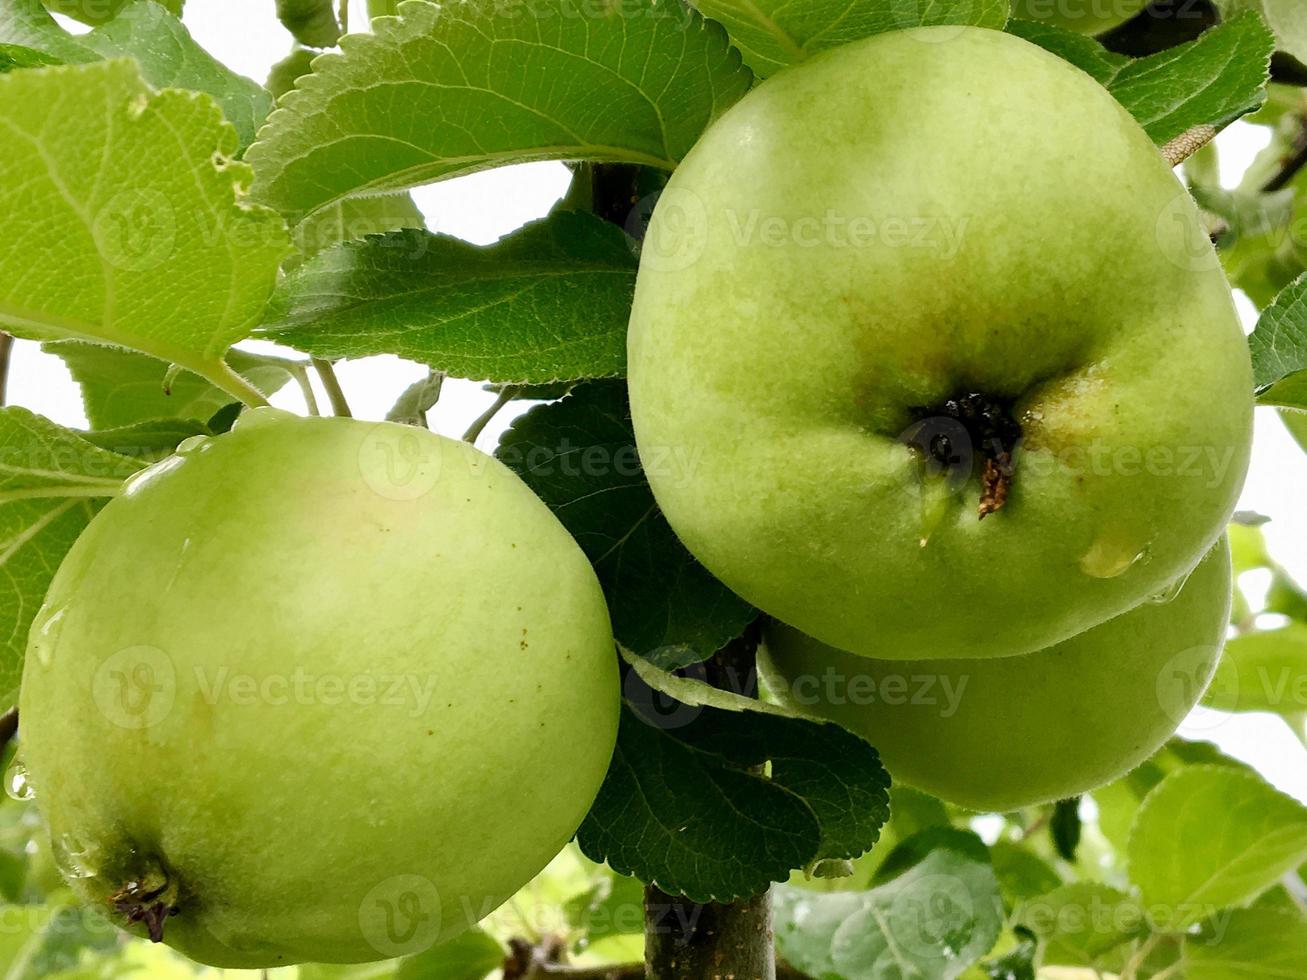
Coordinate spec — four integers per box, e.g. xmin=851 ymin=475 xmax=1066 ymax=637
xmin=1008 ymin=0 xmax=1150 ymax=35
xmin=627 ymin=27 xmax=1252 ymax=660
xmin=18 ymin=409 xmax=618 ymax=968
xmin=758 ymin=541 xmax=1231 ymax=812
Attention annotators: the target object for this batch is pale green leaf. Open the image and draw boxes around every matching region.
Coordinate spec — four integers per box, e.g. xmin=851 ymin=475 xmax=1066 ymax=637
xmin=1010 ymin=13 xmax=1275 ymax=146
xmin=1206 ymin=625 xmax=1307 ymax=716
xmin=690 ymin=0 xmax=1008 ymax=77
xmin=0 ymin=60 xmax=289 ymax=399
xmin=0 ymin=408 xmax=144 ymax=710
xmin=43 ymin=0 xmax=184 ymax=27
xmin=46 ymin=342 xmax=296 ymax=429
xmin=2 ymin=0 xmax=274 ymax=150
xmin=246 ymin=0 xmax=752 ymax=223
xmin=386 ymin=369 xmax=443 ymax=426
xmin=1214 ymin=0 xmax=1307 ymax=67
xmin=1249 ymin=273 xmax=1307 ymax=407
xmin=261 ymin=212 xmax=636 ymax=383
xmin=1184 ymin=904 xmax=1307 ymax=979
xmin=276 ymin=0 xmax=340 ymax=48
xmin=1016 ymin=883 xmax=1146 ymax=966
xmin=1128 ymin=765 xmax=1307 ymax=928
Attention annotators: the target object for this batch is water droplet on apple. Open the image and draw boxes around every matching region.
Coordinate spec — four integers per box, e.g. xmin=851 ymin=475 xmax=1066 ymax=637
xmin=52 ymin=834 xmax=98 ymax=880
xmin=1078 ymin=534 xmax=1148 ymax=579
xmin=1147 ymin=565 xmax=1195 ymax=605
xmin=4 ymin=759 xmax=34 ymax=801
xmin=232 ymin=406 xmax=294 ymax=431
xmin=29 ymin=606 xmax=68 ymax=667
xmin=122 ymin=456 xmax=185 ymax=498
xmin=175 ymin=435 xmax=211 ymax=455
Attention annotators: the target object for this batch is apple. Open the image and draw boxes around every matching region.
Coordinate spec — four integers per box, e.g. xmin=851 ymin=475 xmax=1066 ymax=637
xmin=1008 ymin=0 xmax=1149 ymax=35
xmin=18 ymin=409 xmax=619 ymax=968
xmin=759 ymin=541 xmax=1231 ymax=812
xmin=627 ymin=27 xmax=1252 ymax=660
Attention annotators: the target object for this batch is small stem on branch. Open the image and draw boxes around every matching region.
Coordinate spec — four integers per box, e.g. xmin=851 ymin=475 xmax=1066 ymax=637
xmin=463 ymin=386 xmax=518 ymax=444
xmin=313 ymin=358 xmax=353 ymax=417
xmin=289 ymin=363 xmax=321 ymax=417
xmin=0 ymin=332 xmax=13 ymax=405
xmin=1264 ymin=123 xmax=1307 ymax=193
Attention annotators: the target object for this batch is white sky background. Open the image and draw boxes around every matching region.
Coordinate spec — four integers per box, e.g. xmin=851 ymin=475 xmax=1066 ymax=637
xmin=13 ymin=1 xmax=1307 ymax=800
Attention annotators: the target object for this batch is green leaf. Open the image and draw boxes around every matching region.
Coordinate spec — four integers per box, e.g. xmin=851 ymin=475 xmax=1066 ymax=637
xmin=1206 ymin=624 xmax=1307 ymax=716
xmin=1184 ymin=903 xmax=1307 ymax=979
xmin=262 ymin=213 xmax=636 ymax=383
xmin=1016 ymin=883 xmax=1146 ymax=967
xmin=775 ymin=829 xmax=1002 ymax=980
xmin=77 ymin=418 xmax=210 ymax=462
xmin=0 ymin=41 xmax=56 ymax=71
xmin=989 ymin=842 xmax=1062 ymax=907
xmin=496 ymin=381 xmax=756 ymax=661
xmin=688 ymin=0 xmax=1007 ymax=78
xmin=43 ymin=0 xmax=184 ymax=27
xmin=0 ymin=60 xmax=288 ymax=397
xmin=392 ymin=927 xmax=504 ymax=979
xmin=0 ymin=408 xmax=144 ymax=710
xmin=246 ymin=0 xmax=752 ymax=223
xmin=290 ymin=193 xmax=426 ymax=264
xmin=564 ymin=869 xmax=646 ymax=942
xmin=577 ymin=701 xmax=889 ymax=902
xmin=46 ymin=342 xmax=295 ymax=429
xmin=1128 ymin=765 xmax=1307 ymax=928
xmin=1213 ymin=0 xmax=1307 ymax=68
xmin=1249 ymin=273 xmax=1307 ymax=407
xmin=1010 ymin=13 xmax=1275 ymax=146
xmin=982 ymin=929 xmax=1037 ymax=980
xmin=386 ymin=370 xmax=443 ymax=427
xmin=276 ymin=0 xmax=340 ymax=48
xmin=3 ymin=0 xmax=274 ymax=150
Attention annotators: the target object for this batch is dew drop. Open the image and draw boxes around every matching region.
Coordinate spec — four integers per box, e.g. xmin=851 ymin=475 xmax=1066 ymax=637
xmin=4 ymin=759 xmax=34 ymax=801
xmin=1147 ymin=566 xmax=1194 ymax=605
xmin=29 ymin=606 xmax=67 ymax=668
xmin=1078 ymin=533 xmax=1149 ymax=579
xmin=174 ymin=434 xmax=210 ymax=455
xmin=52 ymin=833 xmax=97 ymax=880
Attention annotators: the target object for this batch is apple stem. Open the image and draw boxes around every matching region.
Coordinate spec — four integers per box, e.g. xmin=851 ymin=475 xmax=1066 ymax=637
xmin=313 ymin=358 xmax=353 ymax=417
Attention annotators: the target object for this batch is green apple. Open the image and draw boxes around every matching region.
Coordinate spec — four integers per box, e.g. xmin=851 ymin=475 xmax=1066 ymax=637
xmin=759 ymin=541 xmax=1231 ymax=812
xmin=628 ymin=27 xmax=1252 ymax=660
xmin=1008 ymin=0 xmax=1149 ymax=35
xmin=18 ymin=409 xmax=618 ymax=968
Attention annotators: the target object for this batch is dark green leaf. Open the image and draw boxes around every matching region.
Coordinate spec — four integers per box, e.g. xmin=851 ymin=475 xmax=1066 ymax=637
xmin=262 ymin=213 xmax=636 ymax=383
xmin=0 ymin=41 xmax=56 ymax=71
xmin=247 ymin=0 xmax=752 ymax=222
xmin=1050 ymin=798 xmax=1082 ymax=862
xmin=497 ymin=381 xmax=756 ymax=661
xmin=1012 ymin=13 xmax=1275 ymax=145
xmin=276 ymin=0 xmax=340 ymax=48
xmin=577 ymin=701 xmax=889 ymax=902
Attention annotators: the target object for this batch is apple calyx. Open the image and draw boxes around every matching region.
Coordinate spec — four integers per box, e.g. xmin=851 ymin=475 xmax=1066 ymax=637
xmin=110 ymin=860 xmax=180 ymax=943
xmin=902 ymin=392 xmax=1022 ymax=518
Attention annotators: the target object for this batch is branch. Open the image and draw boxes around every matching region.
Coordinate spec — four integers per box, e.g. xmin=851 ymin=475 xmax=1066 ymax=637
xmin=1264 ymin=125 xmax=1307 ymax=192
xmin=313 ymin=358 xmax=352 ymax=418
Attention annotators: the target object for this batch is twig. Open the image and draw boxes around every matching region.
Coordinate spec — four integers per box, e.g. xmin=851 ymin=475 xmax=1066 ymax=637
xmin=536 ymin=965 xmax=643 ymax=979
xmin=313 ymin=358 xmax=352 ymax=417
xmin=0 ymin=332 xmax=12 ymax=405
xmin=337 ymin=0 xmax=348 ymax=35
xmin=289 ymin=363 xmax=321 ymax=417
xmin=463 ymin=386 xmax=518 ymax=444
xmin=1264 ymin=126 xmax=1307 ymax=193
